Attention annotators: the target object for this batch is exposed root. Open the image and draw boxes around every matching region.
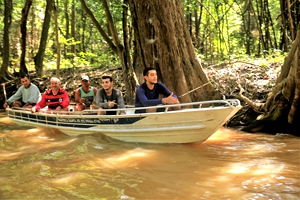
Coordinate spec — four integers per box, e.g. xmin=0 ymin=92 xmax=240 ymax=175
xmin=237 ymin=83 xmax=265 ymax=113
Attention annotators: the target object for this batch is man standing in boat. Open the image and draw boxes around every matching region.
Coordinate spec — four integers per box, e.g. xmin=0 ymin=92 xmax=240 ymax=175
xmin=96 ymin=75 xmax=125 ymax=115
xmin=135 ymin=67 xmax=180 ymax=113
xmin=31 ymin=77 xmax=70 ymax=113
xmin=74 ymin=75 xmax=98 ymax=111
xmin=3 ymin=74 xmax=41 ymax=109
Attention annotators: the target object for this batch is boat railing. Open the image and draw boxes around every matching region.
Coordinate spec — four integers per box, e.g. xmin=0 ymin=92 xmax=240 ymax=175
xmin=7 ymin=99 xmax=241 ymax=117
xmin=6 ymin=99 xmax=241 ymax=128
xmin=120 ymin=98 xmax=241 ymax=114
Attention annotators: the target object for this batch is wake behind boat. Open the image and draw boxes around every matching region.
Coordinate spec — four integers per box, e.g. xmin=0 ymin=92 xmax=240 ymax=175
xmin=6 ymin=99 xmax=242 ymax=144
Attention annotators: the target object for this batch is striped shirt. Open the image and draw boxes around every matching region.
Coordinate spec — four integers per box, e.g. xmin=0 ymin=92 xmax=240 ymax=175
xmin=34 ymin=88 xmax=70 ymax=111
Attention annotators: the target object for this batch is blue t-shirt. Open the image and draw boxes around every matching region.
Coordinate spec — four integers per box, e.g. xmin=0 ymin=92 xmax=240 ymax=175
xmin=135 ymin=82 xmax=177 ymax=108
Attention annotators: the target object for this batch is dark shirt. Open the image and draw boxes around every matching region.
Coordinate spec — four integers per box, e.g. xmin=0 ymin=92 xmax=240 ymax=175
xmin=135 ymin=82 xmax=177 ymax=113
xmin=96 ymin=88 xmax=125 ymax=115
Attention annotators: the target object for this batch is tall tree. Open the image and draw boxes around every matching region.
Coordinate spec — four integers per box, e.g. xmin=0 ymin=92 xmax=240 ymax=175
xmin=53 ymin=0 xmax=61 ymax=77
xmin=71 ymin=0 xmax=76 ymax=65
xmin=34 ymin=0 xmax=53 ymax=76
xmin=63 ymin=0 xmax=70 ymax=58
xmin=127 ymin=0 xmax=219 ymax=102
xmin=279 ymin=0 xmax=299 ymax=52
xmin=0 ymin=0 xmax=13 ymax=82
xmin=20 ymin=0 xmax=32 ymax=76
xmin=79 ymin=0 xmax=138 ymax=104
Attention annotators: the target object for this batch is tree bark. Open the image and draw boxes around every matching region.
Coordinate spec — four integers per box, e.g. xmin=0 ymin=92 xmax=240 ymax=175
xmin=79 ymin=0 xmax=138 ymax=104
xmin=71 ymin=0 xmax=76 ymax=66
xmin=128 ymin=0 xmax=219 ymax=102
xmin=34 ymin=0 xmax=53 ymax=76
xmin=20 ymin=0 xmax=32 ymax=76
xmin=53 ymin=0 xmax=61 ymax=77
xmin=0 ymin=0 xmax=13 ymax=82
xmin=63 ymin=0 xmax=69 ymax=58
xmin=239 ymin=24 xmax=300 ymax=135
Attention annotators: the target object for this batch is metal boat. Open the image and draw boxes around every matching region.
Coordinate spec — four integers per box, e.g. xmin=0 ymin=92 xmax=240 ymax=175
xmin=6 ymin=99 xmax=242 ymax=144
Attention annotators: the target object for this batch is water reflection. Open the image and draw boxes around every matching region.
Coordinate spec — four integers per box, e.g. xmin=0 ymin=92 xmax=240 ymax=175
xmin=0 ymin=113 xmax=299 ymax=199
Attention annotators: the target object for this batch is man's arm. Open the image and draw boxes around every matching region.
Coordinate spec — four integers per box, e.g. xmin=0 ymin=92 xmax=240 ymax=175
xmin=60 ymin=90 xmax=70 ymax=108
xmin=157 ymin=82 xmax=176 ymax=98
xmin=74 ymin=88 xmax=81 ymax=104
xmin=157 ymin=83 xmax=179 ymax=104
xmin=116 ymin=90 xmax=125 ymax=111
xmin=6 ymin=87 xmax=24 ymax=104
xmin=32 ymin=93 xmax=46 ymax=112
xmin=92 ymin=87 xmax=98 ymax=105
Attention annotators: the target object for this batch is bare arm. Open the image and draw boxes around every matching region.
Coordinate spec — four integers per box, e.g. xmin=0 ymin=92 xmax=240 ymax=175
xmin=74 ymin=89 xmax=81 ymax=106
xmin=93 ymin=87 xmax=98 ymax=104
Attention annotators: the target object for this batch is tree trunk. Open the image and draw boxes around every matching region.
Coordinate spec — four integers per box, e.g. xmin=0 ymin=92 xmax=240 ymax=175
xmin=239 ymin=24 xmax=300 ymax=135
xmin=34 ymin=0 xmax=53 ymax=76
xmin=80 ymin=0 xmax=138 ymax=104
xmin=101 ymin=0 xmax=138 ymax=104
xmin=0 ymin=0 xmax=12 ymax=82
xmin=20 ymin=0 xmax=32 ymax=76
xmin=128 ymin=0 xmax=219 ymax=102
xmin=63 ymin=0 xmax=70 ymax=58
xmin=53 ymin=0 xmax=61 ymax=77
xmin=71 ymin=0 xmax=76 ymax=67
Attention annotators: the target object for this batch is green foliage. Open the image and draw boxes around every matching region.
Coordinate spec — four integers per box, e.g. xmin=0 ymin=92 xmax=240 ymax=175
xmin=0 ymin=0 xmax=293 ymax=75
xmin=181 ymin=0 xmax=286 ymax=64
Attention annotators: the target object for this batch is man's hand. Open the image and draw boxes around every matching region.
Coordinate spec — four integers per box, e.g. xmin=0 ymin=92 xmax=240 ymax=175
xmin=56 ymin=106 xmax=62 ymax=111
xmin=31 ymin=107 xmax=36 ymax=113
xmin=79 ymin=98 xmax=85 ymax=104
xmin=108 ymin=100 xmax=116 ymax=108
xmin=162 ymin=92 xmax=179 ymax=104
xmin=3 ymin=102 xmax=8 ymax=109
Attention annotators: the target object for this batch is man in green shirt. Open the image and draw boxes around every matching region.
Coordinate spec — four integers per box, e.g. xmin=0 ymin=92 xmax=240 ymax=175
xmin=75 ymin=75 xmax=98 ymax=111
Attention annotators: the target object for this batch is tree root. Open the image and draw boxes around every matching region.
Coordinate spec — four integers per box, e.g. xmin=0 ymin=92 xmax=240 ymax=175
xmin=237 ymin=83 xmax=265 ymax=113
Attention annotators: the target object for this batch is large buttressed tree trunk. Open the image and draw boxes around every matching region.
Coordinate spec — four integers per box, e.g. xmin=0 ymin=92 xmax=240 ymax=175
xmin=239 ymin=24 xmax=300 ymax=135
xmin=128 ymin=0 xmax=219 ymax=102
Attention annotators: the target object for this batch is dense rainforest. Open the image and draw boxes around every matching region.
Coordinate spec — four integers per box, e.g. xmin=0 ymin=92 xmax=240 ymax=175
xmin=0 ymin=0 xmax=299 ymax=135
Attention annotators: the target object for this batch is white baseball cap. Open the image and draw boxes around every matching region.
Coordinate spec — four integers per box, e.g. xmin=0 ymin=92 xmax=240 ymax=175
xmin=81 ymin=75 xmax=89 ymax=81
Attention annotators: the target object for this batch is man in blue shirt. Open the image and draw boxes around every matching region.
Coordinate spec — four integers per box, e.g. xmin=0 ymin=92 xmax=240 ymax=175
xmin=135 ymin=67 xmax=180 ymax=113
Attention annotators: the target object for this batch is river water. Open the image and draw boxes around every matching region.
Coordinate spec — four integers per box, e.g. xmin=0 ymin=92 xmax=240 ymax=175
xmin=0 ymin=112 xmax=299 ymax=200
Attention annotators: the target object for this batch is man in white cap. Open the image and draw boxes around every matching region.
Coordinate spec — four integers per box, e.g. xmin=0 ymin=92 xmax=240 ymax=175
xmin=75 ymin=75 xmax=98 ymax=111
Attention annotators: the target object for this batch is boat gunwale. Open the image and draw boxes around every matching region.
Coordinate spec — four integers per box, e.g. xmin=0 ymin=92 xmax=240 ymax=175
xmin=6 ymin=99 xmax=241 ymax=118
xmin=5 ymin=99 xmax=243 ymax=143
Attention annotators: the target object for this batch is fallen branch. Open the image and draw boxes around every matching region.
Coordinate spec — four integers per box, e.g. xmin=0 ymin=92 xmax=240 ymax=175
xmin=237 ymin=83 xmax=265 ymax=113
